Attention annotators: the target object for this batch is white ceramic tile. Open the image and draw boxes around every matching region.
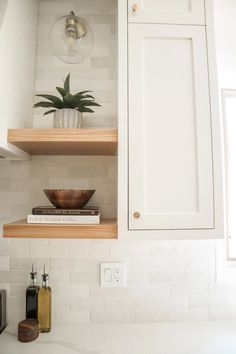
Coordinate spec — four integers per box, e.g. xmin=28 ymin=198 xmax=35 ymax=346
xmin=90 ymin=310 xmax=129 ymax=323
xmin=69 ymin=245 xmax=90 ymax=258
xmin=0 ymin=257 xmax=9 ymax=271
xmin=170 ymin=309 xmax=208 ymax=322
xmin=129 ymin=310 xmax=170 ymax=323
xmin=189 ymin=295 xmax=209 ymax=309
xmin=70 ymin=271 xmax=90 ymax=284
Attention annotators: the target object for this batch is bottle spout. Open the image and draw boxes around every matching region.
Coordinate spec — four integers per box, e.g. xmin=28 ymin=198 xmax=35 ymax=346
xmin=30 ymin=263 xmax=37 ymax=282
xmin=42 ymin=264 xmax=49 ymax=285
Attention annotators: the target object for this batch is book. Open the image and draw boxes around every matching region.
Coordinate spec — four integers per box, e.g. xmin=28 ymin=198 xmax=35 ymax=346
xmin=27 ymin=213 xmax=100 ymax=224
xmin=32 ymin=205 xmax=99 ymax=216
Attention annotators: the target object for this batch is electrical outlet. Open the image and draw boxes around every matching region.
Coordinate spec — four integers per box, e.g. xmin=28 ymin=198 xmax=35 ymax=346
xmin=100 ymin=262 xmax=126 ymax=287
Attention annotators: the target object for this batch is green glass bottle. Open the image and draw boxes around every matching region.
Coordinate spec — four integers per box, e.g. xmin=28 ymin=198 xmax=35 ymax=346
xmin=38 ymin=265 xmax=51 ymax=333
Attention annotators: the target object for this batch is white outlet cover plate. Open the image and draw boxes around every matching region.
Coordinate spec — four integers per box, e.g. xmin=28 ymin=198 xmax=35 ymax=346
xmin=100 ymin=262 xmax=126 ymax=287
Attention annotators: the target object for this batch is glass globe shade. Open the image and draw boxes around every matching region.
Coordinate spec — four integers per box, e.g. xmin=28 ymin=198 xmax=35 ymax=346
xmin=50 ymin=13 xmax=93 ymax=64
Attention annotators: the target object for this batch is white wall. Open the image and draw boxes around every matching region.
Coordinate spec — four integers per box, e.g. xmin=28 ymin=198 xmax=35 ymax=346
xmin=0 ymin=0 xmax=38 ymax=152
xmin=1 ymin=0 xmax=236 ymax=326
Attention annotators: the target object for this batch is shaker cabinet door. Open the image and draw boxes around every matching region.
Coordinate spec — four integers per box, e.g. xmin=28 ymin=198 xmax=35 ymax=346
xmin=128 ymin=24 xmax=214 ymax=230
xmin=128 ymin=0 xmax=205 ymax=25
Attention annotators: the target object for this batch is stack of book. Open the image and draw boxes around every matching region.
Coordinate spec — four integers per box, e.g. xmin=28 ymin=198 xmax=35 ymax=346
xmin=27 ymin=206 xmax=100 ymax=224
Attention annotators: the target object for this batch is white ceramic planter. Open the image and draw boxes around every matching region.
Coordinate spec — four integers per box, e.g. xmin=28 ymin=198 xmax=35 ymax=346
xmin=53 ymin=109 xmax=82 ymax=128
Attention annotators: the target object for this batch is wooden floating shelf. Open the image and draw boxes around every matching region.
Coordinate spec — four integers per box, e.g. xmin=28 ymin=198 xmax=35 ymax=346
xmin=3 ymin=219 xmax=117 ymax=239
xmin=8 ymin=128 xmax=118 ymax=155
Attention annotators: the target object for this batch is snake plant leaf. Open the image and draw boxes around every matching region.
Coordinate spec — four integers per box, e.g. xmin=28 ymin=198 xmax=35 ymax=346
xmin=79 ymin=100 xmax=101 ymax=107
xmin=64 ymin=73 xmax=70 ymax=93
xmin=34 ymin=101 xmax=57 ymax=108
xmin=77 ymin=106 xmax=94 ymax=113
xmin=78 ymin=90 xmax=93 ymax=95
xmin=43 ymin=109 xmax=56 ymax=116
xmin=56 ymin=87 xmax=68 ymax=97
xmin=74 ymin=93 xmax=95 ymax=101
xmin=63 ymin=93 xmax=76 ymax=108
xmin=80 ymin=94 xmax=95 ymax=100
xmin=36 ymin=94 xmax=63 ymax=108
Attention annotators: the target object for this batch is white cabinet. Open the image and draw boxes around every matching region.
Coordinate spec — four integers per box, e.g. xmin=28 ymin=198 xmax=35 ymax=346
xmin=128 ymin=24 xmax=214 ymax=230
xmin=128 ymin=0 xmax=205 ymax=25
xmin=0 ymin=0 xmax=38 ymax=159
xmin=118 ymin=0 xmax=225 ymax=239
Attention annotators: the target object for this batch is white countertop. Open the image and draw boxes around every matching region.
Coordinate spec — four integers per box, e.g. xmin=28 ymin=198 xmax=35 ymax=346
xmin=1 ymin=322 xmax=236 ymax=354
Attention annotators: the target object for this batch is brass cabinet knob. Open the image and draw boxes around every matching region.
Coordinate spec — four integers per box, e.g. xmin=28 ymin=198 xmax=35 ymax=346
xmin=132 ymin=4 xmax=138 ymax=12
xmin=133 ymin=212 xmax=140 ymax=219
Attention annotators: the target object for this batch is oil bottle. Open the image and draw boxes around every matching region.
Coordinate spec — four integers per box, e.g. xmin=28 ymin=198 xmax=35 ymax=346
xmin=38 ymin=265 xmax=51 ymax=332
xmin=26 ymin=264 xmax=40 ymax=320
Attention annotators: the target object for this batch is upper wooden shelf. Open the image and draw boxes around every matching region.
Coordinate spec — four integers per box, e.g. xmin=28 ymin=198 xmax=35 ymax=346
xmin=3 ymin=219 xmax=117 ymax=239
xmin=8 ymin=128 xmax=118 ymax=156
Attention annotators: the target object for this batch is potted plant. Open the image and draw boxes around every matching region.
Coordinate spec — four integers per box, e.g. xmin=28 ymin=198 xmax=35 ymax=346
xmin=33 ymin=73 xmax=101 ymax=128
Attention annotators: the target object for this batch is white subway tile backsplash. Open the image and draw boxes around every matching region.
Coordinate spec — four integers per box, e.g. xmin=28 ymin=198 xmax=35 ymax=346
xmin=208 ymin=307 xmax=235 ymax=321
xmin=128 ymin=270 xmax=149 ymax=285
xmin=170 ymin=257 xmax=209 ymax=271
xmin=89 ymin=244 xmax=111 ymax=259
xmin=0 ymin=257 xmax=9 ymax=271
xmin=7 ymin=296 xmax=25 ymax=311
xmin=150 ymin=271 xmax=171 ymax=284
xmin=89 ymin=297 xmax=109 ymax=311
xmin=170 ymin=283 xmax=209 ymax=296
xmin=0 ymin=245 xmax=30 ymax=257
xmin=0 ymin=271 xmax=28 ymax=284
xmin=170 ymin=309 xmax=208 ymax=322
xmin=70 ymin=271 xmax=90 ymax=284
xmin=189 ymin=295 xmax=209 ymax=309
xmin=149 ymin=296 xmax=189 ymax=310
xmin=69 ymin=284 xmax=90 ymax=298
xmin=90 ymin=284 xmax=129 ymax=298
xmin=70 ymin=298 xmax=89 ymax=311
xmin=129 ymin=310 xmax=170 ymax=323
xmin=54 ymin=310 xmax=89 ymax=324
xmin=149 ymin=284 xmax=170 ymax=298
xmin=127 ymin=285 xmax=150 ymax=298
xmin=9 ymin=284 xmax=25 ymax=297
xmin=90 ymin=310 xmax=129 ymax=324
xmin=7 ymin=310 xmax=25 ymax=325
xmin=69 ymin=245 xmax=90 ymax=258
xmin=30 ymin=245 xmax=69 ymax=258
xmin=49 ymin=271 xmax=69 ymax=284
xmin=150 ymin=243 xmax=170 ymax=257
xmin=9 ymin=257 xmax=49 ymax=270
xmin=109 ymin=297 xmax=129 ymax=312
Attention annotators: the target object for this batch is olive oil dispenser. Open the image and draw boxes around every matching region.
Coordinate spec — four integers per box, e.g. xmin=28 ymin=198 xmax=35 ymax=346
xmin=26 ymin=264 xmax=40 ymax=320
xmin=38 ymin=265 xmax=51 ymax=333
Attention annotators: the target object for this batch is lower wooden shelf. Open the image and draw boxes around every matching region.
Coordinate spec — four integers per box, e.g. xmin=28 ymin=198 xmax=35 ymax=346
xmin=3 ymin=219 xmax=117 ymax=239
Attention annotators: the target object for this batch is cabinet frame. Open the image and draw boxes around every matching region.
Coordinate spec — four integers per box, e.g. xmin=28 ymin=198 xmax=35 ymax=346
xmin=118 ymin=0 xmax=225 ymax=239
xmin=128 ymin=0 xmax=206 ymax=26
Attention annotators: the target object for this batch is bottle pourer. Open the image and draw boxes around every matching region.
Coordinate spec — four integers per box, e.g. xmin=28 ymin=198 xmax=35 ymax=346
xmin=30 ymin=263 xmax=37 ymax=281
xmin=42 ymin=265 xmax=49 ymax=283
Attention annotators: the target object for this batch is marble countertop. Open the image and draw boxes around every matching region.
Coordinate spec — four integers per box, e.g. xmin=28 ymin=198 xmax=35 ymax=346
xmin=1 ymin=322 xmax=236 ymax=354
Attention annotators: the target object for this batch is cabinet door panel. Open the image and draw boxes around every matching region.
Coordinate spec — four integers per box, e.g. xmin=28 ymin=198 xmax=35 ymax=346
xmin=128 ymin=24 xmax=214 ymax=230
xmin=128 ymin=0 xmax=205 ymax=25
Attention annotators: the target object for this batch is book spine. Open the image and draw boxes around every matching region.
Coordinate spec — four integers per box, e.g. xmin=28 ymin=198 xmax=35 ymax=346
xmin=32 ymin=209 xmax=99 ymax=216
xmin=27 ymin=214 xmax=100 ymax=224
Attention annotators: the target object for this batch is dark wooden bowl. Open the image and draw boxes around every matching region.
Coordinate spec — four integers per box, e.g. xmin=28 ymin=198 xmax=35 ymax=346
xmin=43 ymin=189 xmax=95 ymax=209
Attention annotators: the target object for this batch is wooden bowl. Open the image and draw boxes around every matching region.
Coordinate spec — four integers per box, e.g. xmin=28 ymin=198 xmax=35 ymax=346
xmin=43 ymin=189 xmax=95 ymax=209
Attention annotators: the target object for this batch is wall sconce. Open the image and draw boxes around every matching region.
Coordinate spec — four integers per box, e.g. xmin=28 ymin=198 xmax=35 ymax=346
xmin=50 ymin=11 xmax=93 ymax=64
